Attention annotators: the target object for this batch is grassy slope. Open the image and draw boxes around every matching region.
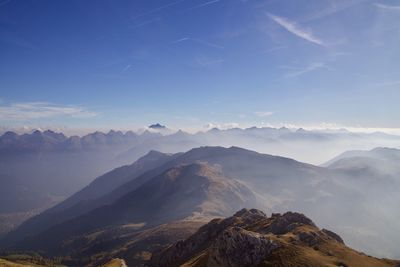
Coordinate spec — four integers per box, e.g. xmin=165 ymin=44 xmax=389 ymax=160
xmin=101 ymin=258 xmax=127 ymax=267
xmin=180 ymin=225 xmax=399 ymax=267
xmin=0 ymin=258 xmax=48 ymax=267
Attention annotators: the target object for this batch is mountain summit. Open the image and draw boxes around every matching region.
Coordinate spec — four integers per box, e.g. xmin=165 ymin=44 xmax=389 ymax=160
xmin=149 ymin=123 xmax=166 ymax=130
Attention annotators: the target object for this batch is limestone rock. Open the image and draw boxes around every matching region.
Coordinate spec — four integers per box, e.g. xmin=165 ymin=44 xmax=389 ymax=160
xmin=207 ymin=226 xmax=280 ymax=267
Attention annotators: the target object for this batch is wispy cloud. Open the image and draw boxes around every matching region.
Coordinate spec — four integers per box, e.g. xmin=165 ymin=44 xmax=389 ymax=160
xmin=374 ymin=3 xmax=400 ymax=11
xmin=283 ymin=62 xmax=326 ymax=78
xmin=122 ymin=64 xmax=132 ymax=73
xmin=0 ymin=102 xmax=97 ymax=120
xmin=371 ymin=80 xmax=400 ymax=87
xmin=173 ymin=37 xmax=224 ymax=49
xmin=131 ymin=0 xmax=188 ymax=19
xmin=0 ymin=0 xmax=11 ymax=7
xmin=130 ymin=0 xmax=220 ymax=29
xmin=192 ymin=38 xmax=224 ymax=49
xmin=195 ymin=55 xmax=225 ymax=67
xmin=184 ymin=0 xmax=220 ymax=12
xmin=204 ymin=122 xmax=240 ymax=130
xmin=303 ymin=0 xmax=366 ymax=21
xmin=132 ymin=17 xmax=164 ymax=28
xmin=268 ymin=13 xmax=325 ymax=46
xmin=173 ymin=37 xmax=190 ymax=43
xmin=254 ymin=111 xmax=274 ymax=117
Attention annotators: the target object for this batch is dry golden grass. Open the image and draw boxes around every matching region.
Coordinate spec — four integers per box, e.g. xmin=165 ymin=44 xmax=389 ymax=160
xmin=100 ymin=258 xmax=127 ymax=267
xmin=175 ymin=223 xmax=399 ymax=267
xmin=0 ymin=258 xmax=48 ymax=267
xmin=260 ymin=225 xmax=399 ymax=267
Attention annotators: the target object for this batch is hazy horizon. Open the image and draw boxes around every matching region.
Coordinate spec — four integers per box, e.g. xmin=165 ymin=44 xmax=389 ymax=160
xmin=2 ymin=123 xmax=400 ymax=136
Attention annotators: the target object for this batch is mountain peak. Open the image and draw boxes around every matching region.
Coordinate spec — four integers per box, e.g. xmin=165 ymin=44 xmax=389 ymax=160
xmin=233 ymin=208 xmax=267 ymax=218
xmin=107 ymin=130 xmax=123 ymax=136
xmin=149 ymin=123 xmax=166 ymax=130
xmin=43 ymin=130 xmax=66 ymax=140
xmin=1 ymin=131 xmax=18 ymax=139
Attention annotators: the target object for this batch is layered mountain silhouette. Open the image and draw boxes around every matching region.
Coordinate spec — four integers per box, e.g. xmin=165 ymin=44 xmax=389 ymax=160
xmin=1 ymin=145 xmax=400 ymax=265
xmin=13 ymin=162 xmax=257 ymax=255
xmin=1 ymin=127 xmax=399 ymax=227
xmin=1 ymin=150 xmax=177 ymax=242
xmin=0 ymin=130 xmax=163 ymax=235
xmin=1 ymin=129 xmax=400 ymax=264
xmin=2 ymin=146 xmax=324 ymax=247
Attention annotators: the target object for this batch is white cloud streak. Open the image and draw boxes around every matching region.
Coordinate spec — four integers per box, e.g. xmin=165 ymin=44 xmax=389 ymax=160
xmin=284 ymin=62 xmax=326 ymax=78
xmin=372 ymin=80 xmax=400 ymax=88
xmin=0 ymin=0 xmax=11 ymax=7
xmin=173 ymin=37 xmax=224 ymax=49
xmin=374 ymin=3 xmax=400 ymax=11
xmin=184 ymin=0 xmax=220 ymax=12
xmin=254 ymin=111 xmax=274 ymax=117
xmin=0 ymin=102 xmax=97 ymax=120
xmin=122 ymin=64 xmax=132 ymax=72
xmin=204 ymin=122 xmax=240 ymax=130
xmin=303 ymin=0 xmax=367 ymax=22
xmin=173 ymin=37 xmax=190 ymax=43
xmin=131 ymin=0 xmax=188 ymax=19
xmin=268 ymin=13 xmax=325 ymax=46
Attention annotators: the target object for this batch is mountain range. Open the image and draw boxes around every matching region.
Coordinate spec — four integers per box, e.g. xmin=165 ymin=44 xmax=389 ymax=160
xmin=1 ymin=145 xmax=399 ymax=265
xmin=0 ymin=129 xmax=163 ymax=235
xmin=1 ymin=126 xmax=399 ymax=227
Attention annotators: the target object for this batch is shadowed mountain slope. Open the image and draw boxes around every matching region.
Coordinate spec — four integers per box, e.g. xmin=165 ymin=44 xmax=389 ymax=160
xmin=12 ymin=163 xmax=258 ymax=255
xmin=0 ymin=130 xmax=164 ymax=235
xmin=1 ymin=150 xmax=177 ymax=244
xmin=322 ymin=147 xmax=400 ymax=167
xmin=3 ymin=146 xmax=400 ymax=260
xmin=3 ymin=146 xmax=324 ymax=246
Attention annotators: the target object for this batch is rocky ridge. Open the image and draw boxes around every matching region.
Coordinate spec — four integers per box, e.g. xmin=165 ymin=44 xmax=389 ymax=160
xmin=150 ymin=209 xmax=399 ymax=267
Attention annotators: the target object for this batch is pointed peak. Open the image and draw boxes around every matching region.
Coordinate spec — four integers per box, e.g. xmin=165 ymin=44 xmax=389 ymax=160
xmin=233 ymin=208 xmax=267 ymax=218
xmin=149 ymin=123 xmax=166 ymax=130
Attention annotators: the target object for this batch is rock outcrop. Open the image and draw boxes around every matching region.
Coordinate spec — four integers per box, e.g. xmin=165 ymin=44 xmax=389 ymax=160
xmin=150 ymin=208 xmax=399 ymax=267
xmin=207 ymin=227 xmax=280 ymax=267
xmin=149 ymin=209 xmax=320 ymax=267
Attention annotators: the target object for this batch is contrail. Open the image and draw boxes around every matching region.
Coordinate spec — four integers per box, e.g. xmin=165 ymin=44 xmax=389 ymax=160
xmin=131 ymin=0 xmax=188 ymax=20
xmin=184 ymin=0 xmax=220 ymax=12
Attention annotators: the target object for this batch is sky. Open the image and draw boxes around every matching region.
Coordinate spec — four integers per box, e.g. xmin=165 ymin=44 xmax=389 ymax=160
xmin=0 ymin=0 xmax=399 ymax=134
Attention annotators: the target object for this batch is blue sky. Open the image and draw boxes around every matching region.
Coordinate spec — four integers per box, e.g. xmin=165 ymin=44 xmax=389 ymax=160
xmin=0 ymin=0 xmax=399 ymax=133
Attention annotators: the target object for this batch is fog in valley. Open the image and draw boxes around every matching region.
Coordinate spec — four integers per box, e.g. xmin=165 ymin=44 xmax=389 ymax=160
xmin=0 ymin=127 xmax=399 ymax=260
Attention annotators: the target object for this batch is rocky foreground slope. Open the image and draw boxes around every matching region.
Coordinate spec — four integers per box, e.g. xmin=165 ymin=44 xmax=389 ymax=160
xmin=150 ymin=209 xmax=399 ymax=267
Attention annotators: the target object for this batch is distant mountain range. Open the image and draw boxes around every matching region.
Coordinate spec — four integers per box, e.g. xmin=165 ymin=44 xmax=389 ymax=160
xmin=0 ymin=129 xmax=164 ymax=236
xmin=2 ymin=127 xmax=399 ymax=155
xmin=0 ymin=129 xmax=161 ymax=152
xmin=1 ymin=145 xmax=400 ymax=265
